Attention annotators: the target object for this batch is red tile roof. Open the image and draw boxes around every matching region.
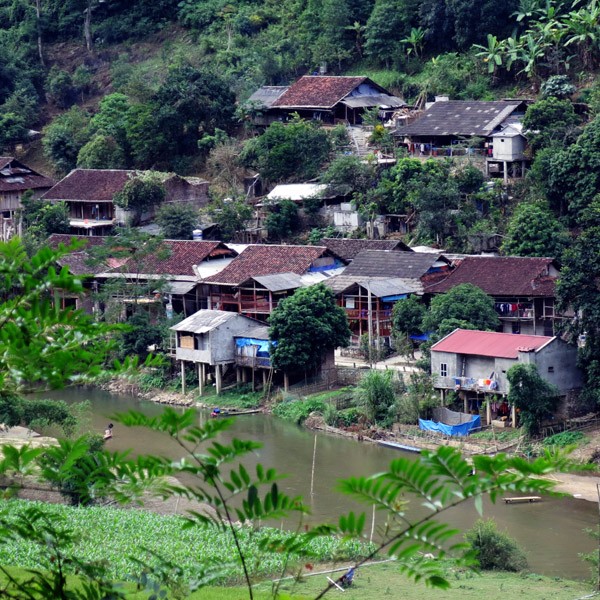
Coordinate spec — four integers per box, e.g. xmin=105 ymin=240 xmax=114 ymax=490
xmin=46 ymin=235 xmax=236 ymax=277
xmin=115 ymin=240 xmax=235 ymax=276
xmin=431 ymin=329 xmax=554 ymax=359
xmin=42 ymin=169 xmax=135 ymax=202
xmin=272 ymin=76 xmax=368 ymax=109
xmin=204 ymin=245 xmax=334 ymax=285
xmin=425 ymin=256 xmax=558 ymax=297
xmin=0 ymin=157 xmax=54 ymax=193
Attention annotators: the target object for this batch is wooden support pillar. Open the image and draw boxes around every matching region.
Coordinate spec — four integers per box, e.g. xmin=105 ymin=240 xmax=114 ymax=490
xmin=486 ymin=397 xmax=492 ymax=426
xmin=440 ymin=389 xmax=445 ymax=406
xmin=511 ymin=404 xmax=517 ymax=428
xmin=215 ymin=364 xmax=222 ymax=395
xmin=262 ymin=370 xmax=267 ymax=388
xmin=180 ymin=361 xmax=186 ymax=395
xmin=463 ymin=393 xmax=468 ymax=415
xmin=242 ymin=368 xmax=247 ymax=383
xmin=284 ymin=372 xmax=289 ymax=393
xmin=236 ymin=367 xmax=242 ymax=384
xmin=503 ymin=161 xmax=508 ymax=184
xmin=198 ymin=363 xmax=204 ymax=396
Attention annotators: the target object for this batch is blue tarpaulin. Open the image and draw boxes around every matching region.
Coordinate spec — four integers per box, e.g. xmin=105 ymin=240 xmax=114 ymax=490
xmin=419 ymin=415 xmax=481 ymax=436
xmin=235 ymin=337 xmax=272 ymax=355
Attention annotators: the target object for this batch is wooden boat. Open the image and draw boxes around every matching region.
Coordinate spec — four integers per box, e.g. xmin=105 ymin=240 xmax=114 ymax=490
xmin=210 ymin=408 xmax=261 ymax=418
xmin=378 ymin=440 xmax=421 ymax=453
xmin=503 ymin=496 xmax=542 ymax=504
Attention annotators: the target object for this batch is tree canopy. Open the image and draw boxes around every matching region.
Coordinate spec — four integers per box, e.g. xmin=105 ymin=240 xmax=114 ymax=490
xmin=240 ymin=117 xmax=332 ymax=183
xmin=269 ymin=283 xmax=350 ymax=372
xmin=422 ymin=284 xmax=500 ymax=334
xmin=501 ymin=201 xmax=569 ymax=258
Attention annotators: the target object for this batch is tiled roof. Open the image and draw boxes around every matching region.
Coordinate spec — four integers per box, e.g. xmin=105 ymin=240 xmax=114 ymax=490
xmin=398 ymin=101 xmax=524 ymax=137
xmin=204 ymin=245 xmax=336 ymax=285
xmin=0 ymin=157 xmax=54 ymax=193
xmin=46 ymin=234 xmax=236 ymax=277
xmin=425 ymin=256 xmax=558 ymax=297
xmin=431 ymin=329 xmax=554 ymax=359
xmin=42 ymin=169 xmax=135 ymax=202
xmin=272 ymin=76 xmax=368 ymax=109
xmin=342 ymin=250 xmax=448 ymax=279
xmin=320 ymin=238 xmax=412 ymax=261
xmin=114 ymin=240 xmax=235 ymax=276
xmin=47 ymin=234 xmax=109 ymax=275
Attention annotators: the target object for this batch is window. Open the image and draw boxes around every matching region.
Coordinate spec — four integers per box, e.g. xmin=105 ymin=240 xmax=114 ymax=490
xmin=440 ymin=363 xmax=448 ymax=377
xmin=548 ymin=366 xmax=554 ymax=373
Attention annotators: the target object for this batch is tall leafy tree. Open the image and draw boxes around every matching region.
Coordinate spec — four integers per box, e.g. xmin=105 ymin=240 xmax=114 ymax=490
xmin=522 ymin=97 xmax=581 ymax=152
xmin=269 ymin=283 xmax=350 ymax=373
xmin=42 ymin=107 xmax=91 ymax=175
xmin=557 ymin=197 xmax=600 ymax=405
xmin=507 ymin=363 xmax=559 ymax=436
xmin=240 ymin=117 xmax=332 ymax=183
xmin=156 ymin=203 xmax=198 ymax=240
xmin=501 ymin=201 xmax=569 ymax=258
xmin=422 ymin=283 xmax=500 ymax=334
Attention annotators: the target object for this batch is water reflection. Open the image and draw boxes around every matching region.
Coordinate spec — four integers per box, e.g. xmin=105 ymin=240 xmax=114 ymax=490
xmin=45 ymin=387 xmax=596 ymax=580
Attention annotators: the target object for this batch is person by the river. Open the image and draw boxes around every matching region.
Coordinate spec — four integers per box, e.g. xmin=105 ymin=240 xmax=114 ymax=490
xmin=104 ymin=423 xmax=113 ymax=440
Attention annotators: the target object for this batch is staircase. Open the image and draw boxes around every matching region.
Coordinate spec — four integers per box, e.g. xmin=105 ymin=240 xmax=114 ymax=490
xmin=347 ymin=126 xmax=372 ymax=158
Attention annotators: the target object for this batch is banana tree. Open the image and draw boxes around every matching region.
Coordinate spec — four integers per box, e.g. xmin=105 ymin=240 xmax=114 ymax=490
xmin=473 ymin=34 xmax=506 ymax=79
xmin=564 ymin=2 xmax=600 ymax=69
xmin=401 ymin=27 xmax=426 ymax=58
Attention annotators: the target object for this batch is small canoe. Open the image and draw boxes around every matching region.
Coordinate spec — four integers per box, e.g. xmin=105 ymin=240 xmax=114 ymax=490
xmin=378 ymin=440 xmax=421 ymax=453
xmin=211 ymin=409 xmax=261 ymax=418
xmin=503 ymin=496 xmax=542 ymax=504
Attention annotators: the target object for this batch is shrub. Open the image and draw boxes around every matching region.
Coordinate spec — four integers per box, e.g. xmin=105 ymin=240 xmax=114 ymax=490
xmin=272 ymin=397 xmax=326 ymax=424
xmin=465 ymin=519 xmax=528 ymax=572
xmin=543 ymin=431 xmax=586 ymax=447
xmin=336 ymin=407 xmax=361 ymax=427
xmin=354 ymin=370 xmax=398 ymax=427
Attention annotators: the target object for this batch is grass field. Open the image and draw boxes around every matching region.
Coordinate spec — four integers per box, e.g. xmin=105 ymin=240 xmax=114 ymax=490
xmin=264 ymin=562 xmax=592 ymax=600
xmin=1 ymin=562 xmax=590 ymax=599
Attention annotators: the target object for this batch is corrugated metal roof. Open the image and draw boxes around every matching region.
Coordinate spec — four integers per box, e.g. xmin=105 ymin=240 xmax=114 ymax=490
xmin=267 ymin=184 xmax=329 ymax=201
xmin=238 ymin=325 xmax=270 ymax=340
xmin=343 ymin=250 xmax=448 ymax=279
xmin=342 ymin=94 xmax=406 ymax=109
xmin=245 ymin=86 xmax=289 ymax=108
xmin=165 ymin=281 xmax=197 ymax=295
xmin=252 ymin=272 xmax=303 ymax=292
xmin=323 ymin=275 xmax=422 ymax=296
xmin=171 ymin=310 xmax=248 ymax=333
xmin=398 ymin=101 xmax=523 ymax=137
xmin=431 ymin=329 xmax=554 ymax=359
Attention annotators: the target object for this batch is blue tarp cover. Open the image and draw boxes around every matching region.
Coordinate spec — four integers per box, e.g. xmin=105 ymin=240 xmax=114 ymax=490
xmin=419 ymin=415 xmax=481 ymax=437
xmin=235 ymin=337 xmax=272 ymax=355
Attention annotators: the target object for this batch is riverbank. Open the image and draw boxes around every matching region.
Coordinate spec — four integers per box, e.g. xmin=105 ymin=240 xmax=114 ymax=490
xmin=98 ymin=377 xmax=600 ymax=504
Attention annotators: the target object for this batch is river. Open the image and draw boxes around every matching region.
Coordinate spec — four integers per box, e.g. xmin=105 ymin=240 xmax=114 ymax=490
xmin=48 ymin=387 xmax=597 ymax=580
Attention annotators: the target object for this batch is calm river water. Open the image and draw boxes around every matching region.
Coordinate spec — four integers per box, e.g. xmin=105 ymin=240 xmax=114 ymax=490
xmin=47 ymin=387 xmax=597 ymax=580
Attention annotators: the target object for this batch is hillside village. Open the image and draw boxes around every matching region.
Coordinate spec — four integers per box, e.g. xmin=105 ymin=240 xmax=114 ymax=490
xmin=0 ymin=72 xmax=595 ymax=435
xmin=3 ymin=1 xmax=600 ymax=595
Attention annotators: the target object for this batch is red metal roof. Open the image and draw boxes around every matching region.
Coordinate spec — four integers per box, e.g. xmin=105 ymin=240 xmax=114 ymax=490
xmin=204 ymin=244 xmax=334 ymax=285
xmin=431 ymin=329 xmax=554 ymax=359
xmin=425 ymin=256 xmax=558 ymax=297
xmin=272 ymin=76 xmax=368 ymax=109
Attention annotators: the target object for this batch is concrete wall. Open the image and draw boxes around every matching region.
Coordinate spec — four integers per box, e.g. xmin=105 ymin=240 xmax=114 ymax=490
xmin=492 ymin=135 xmax=525 ymax=161
xmin=531 ymin=339 xmax=583 ymax=394
xmin=175 ymin=314 xmax=265 ymax=366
